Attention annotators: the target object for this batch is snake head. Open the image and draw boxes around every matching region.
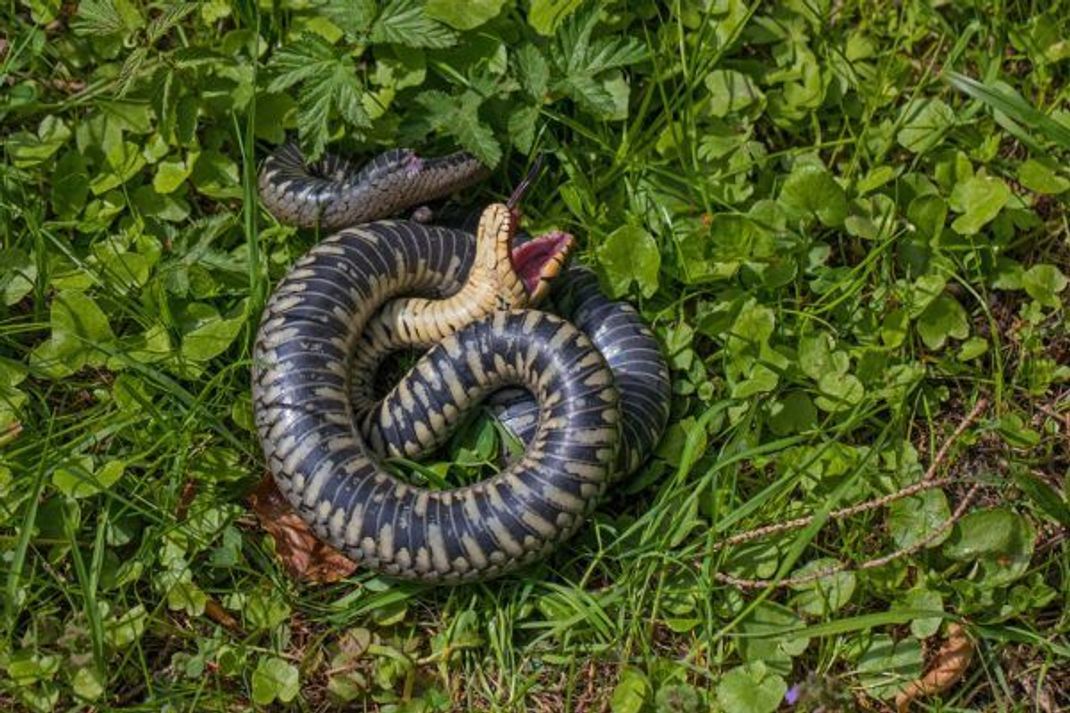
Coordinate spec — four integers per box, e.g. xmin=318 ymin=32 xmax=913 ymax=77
xmin=478 ymin=203 xmax=574 ymax=307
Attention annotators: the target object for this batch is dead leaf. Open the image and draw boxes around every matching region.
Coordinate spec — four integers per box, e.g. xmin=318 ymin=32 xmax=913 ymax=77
xmin=248 ymin=473 xmax=358 ymax=583
xmin=0 ymin=421 xmax=23 ymax=447
xmin=895 ymin=623 xmax=974 ymax=712
xmin=175 ymin=478 xmax=197 ymax=521
xmin=204 ymin=597 xmax=243 ymax=635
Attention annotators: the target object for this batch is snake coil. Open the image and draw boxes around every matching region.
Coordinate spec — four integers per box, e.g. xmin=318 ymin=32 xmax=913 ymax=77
xmin=253 ymin=146 xmax=670 ymax=582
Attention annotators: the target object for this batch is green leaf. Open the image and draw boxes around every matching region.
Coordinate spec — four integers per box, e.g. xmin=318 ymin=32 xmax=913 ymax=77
xmin=425 ymin=0 xmax=507 ymax=30
xmin=507 ymin=104 xmax=540 ymax=154
xmin=881 ymin=309 xmax=909 ymax=348
xmin=716 ymin=662 xmax=786 ymax=713
xmin=266 ymin=35 xmax=370 ymax=158
xmin=72 ymin=0 xmax=143 ymax=38
xmin=71 ymin=666 xmax=104 ymax=702
xmin=153 ymin=157 xmax=191 ymax=194
xmin=888 ymin=490 xmax=951 ymax=549
xmin=916 ymin=294 xmax=969 ymax=350
xmin=244 ymin=589 xmax=292 ymax=631
xmin=53 ymin=459 xmax=124 ymax=499
xmin=857 ymin=164 xmax=900 ymax=194
xmin=769 ymin=392 xmax=817 ymax=435
xmin=790 ymin=558 xmax=856 ymax=616
xmin=24 ymin=0 xmax=62 ymax=24
xmin=992 ymin=258 xmax=1024 ymax=290
xmin=253 ymin=93 xmax=297 ymax=144
xmin=706 ymin=69 xmax=763 ymax=117
xmin=732 ymin=363 xmax=779 ymax=398
xmin=104 ymin=605 xmax=147 ymax=648
xmin=190 ymin=150 xmax=241 ymax=199
xmin=856 ymin=635 xmax=923 ymax=699
xmin=779 ymin=164 xmax=848 ymax=227
xmin=51 ymin=151 xmax=90 ymax=219
xmin=371 ymin=0 xmax=457 ymax=48
xmin=933 ymin=150 xmax=973 ymax=193
xmin=165 ymin=577 xmax=207 ymax=615
xmin=610 ymin=666 xmax=650 ymax=713
xmin=815 ymin=372 xmax=864 ymax=412
xmin=948 ymin=174 xmax=1011 ymax=235
xmin=1021 ymin=264 xmax=1067 ymax=308
xmin=943 ymin=508 xmax=1032 ymax=561
xmin=909 ymin=274 xmax=946 ymax=317
xmin=798 ymin=332 xmax=847 ymax=381
xmin=894 ymin=587 xmax=944 ymax=639
xmin=597 ymin=224 xmax=660 ymax=298
xmin=0 ymin=250 xmax=37 ymax=307
xmin=267 ymin=35 xmax=337 ymax=93
xmin=1018 ymin=157 xmax=1069 ymax=195
xmin=549 ymin=10 xmax=646 ymax=119
xmin=6 ymin=649 xmax=60 ymax=686
xmin=728 ymin=300 xmax=775 ymax=359
xmin=317 ymin=0 xmax=376 ymax=40
xmin=958 ymin=336 xmax=988 ymax=360
xmin=896 ymin=98 xmax=955 ymax=153
xmin=132 ymin=186 xmax=190 ymax=223
xmin=529 ymin=0 xmax=584 ymax=36
xmin=52 ymin=290 xmax=116 ymax=361
xmin=555 ymin=73 xmax=618 ymax=117
xmin=655 ymin=684 xmax=702 ymax=713
xmin=181 ymin=313 xmax=245 ymax=362
xmin=997 ymin=413 xmax=1041 ymax=449
xmin=416 ymin=90 xmax=501 ymax=167
xmin=736 ymin=602 xmax=808 ymax=675
xmin=907 ymin=194 xmax=947 ymax=243
xmin=8 ymin=116 xmax=71 ymax=168
xmin=516 ymin=44 xmax=549 ymax=100
xmin=251 ymin=657 xmax=300 ymax=706
xmin=1013 ymin=471 xmax=1070 ymax=526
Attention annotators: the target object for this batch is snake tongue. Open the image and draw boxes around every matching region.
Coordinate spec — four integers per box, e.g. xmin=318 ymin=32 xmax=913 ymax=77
xmin=510 ymin=231 xmax=575 ymax=297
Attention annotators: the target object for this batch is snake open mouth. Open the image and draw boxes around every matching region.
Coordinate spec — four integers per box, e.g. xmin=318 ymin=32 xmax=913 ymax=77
xmin=510 ymin=230 xmax=575 ymax=298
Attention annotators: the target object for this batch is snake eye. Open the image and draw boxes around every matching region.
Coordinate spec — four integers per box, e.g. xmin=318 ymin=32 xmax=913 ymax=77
xmin=510 ymin=231 xmax=574 ymax=299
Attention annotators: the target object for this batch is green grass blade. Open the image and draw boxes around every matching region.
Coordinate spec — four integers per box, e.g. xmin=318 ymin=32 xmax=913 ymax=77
xmin=945 ymin=70 xmax=1070 ymax=150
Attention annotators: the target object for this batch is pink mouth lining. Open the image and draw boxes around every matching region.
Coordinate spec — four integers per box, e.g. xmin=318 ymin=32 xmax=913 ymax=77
xmin=510 ymin=231 xmax=575 ymax=294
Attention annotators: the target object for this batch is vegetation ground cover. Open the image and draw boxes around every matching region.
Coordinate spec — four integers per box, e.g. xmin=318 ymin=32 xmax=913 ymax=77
xmin=1 ymin=1 xmax=1067 ymax=711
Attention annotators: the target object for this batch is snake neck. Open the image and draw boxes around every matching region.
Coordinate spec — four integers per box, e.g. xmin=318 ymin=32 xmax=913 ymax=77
xmin=473 ymin=203 xmax=529 ymax=309
xmin=348 ymin=206 xmax=529 ymax=420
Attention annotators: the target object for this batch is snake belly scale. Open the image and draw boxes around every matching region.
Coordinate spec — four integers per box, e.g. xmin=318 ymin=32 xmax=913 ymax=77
xmin=253 ymin=146 xmax=670 ymax=583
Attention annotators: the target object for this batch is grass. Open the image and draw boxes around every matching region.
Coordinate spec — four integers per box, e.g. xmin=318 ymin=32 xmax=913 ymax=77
xmin=1 ymin=1 xmax=1068 ymax=711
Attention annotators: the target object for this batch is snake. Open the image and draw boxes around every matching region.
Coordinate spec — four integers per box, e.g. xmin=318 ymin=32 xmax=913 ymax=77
xmin=252 ymin=144 xmax=671 ymax=583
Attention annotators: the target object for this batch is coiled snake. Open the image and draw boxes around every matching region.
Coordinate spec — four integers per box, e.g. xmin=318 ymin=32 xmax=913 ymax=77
xmin=253 ymin=145 xmax=670 ymax=582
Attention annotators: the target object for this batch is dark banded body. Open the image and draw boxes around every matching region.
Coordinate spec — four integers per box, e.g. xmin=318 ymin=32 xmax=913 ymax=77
xmin=352 ymin=259 xmax=671 ymax=474
xmin=254 ymin=144 xmax=671 ymax=582
xmin=488 ymin=267 xmax=670 ymax=473
xmin=254 ymin=222 xmax=620 ymax=581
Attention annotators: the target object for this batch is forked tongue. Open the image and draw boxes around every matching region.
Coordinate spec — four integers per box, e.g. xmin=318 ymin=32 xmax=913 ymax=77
xmin=506 ymin=154 xmax=545 ymax=211
xmin=503 ymin=154 xmax=574 ymax=295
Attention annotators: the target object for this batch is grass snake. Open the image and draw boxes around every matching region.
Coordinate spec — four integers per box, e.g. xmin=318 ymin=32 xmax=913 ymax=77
xmin=253 ymin=145 xmax=670 ymax=582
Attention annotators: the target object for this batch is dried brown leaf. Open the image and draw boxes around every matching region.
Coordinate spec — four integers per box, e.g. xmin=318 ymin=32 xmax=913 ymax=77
xmin=895 ymin=623 xmax=974 ymax=712
xmin=248 ymin=473 xmax=358 ymax=583
xmin=204 ymin=597 xmax=243 ymax=634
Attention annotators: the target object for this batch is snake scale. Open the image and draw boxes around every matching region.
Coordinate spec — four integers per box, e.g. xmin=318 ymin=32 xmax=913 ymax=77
xmin=253 ymin=145 xmax=670 ymax=582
